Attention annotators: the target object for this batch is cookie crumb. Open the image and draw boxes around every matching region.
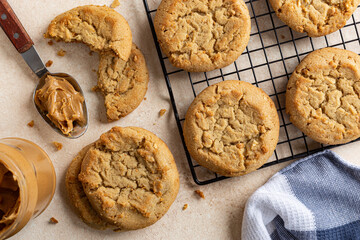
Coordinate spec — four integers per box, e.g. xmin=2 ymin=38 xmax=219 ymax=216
xmin=27 ymin=120 xmax=34 ymax=127
xmin=182 ymin=204 xmax=188 ymax=210
xmin=57 ymin=49 xmax=66 ymax=57
xmin=159 ymin=109 xmax=166 ymax=117
xmin=45 ymin=60 xmax=53 ymax=67
xmin=144 ymin=97 xmax=147 ymax=100
xmin=49 ymin=217 xmax=58 ymax=224
xmin=110 ymin=0 xmax=120 ymax=8
xmin=133 ymin=55 xmax=138 ymax=62
xmin=48 ymin=40 xmax=54 ymax=46
xmin=195 ymin=190 xmax=205 ymax=199
xmin=92 ymin=69 xmax=97 ymax=73
xmin=52 ymin=142 xmax=63 ymax=151
xmin=280 ymin=34 xmax=285 ymax=39
xmin=89 ymin=51 xmax=94 ymax=56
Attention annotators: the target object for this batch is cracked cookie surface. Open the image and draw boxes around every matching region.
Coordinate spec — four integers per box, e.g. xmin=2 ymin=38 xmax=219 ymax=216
xmin=65 ymin=144 xmax=119 ymax=230
xmin=154 ymin=0 xmax=251 ymax=72
xmin=97 ymin=44 xmax=149 ymax=121
xmin=269 ymin=0 xmax=360 ymax=37
xmin=45 ymin=5 xmax=132 ymax=60
xmin=286 ymin=47 xmax=360 ymax=144
xmin=183 ymin=80 xmax=279 ymax=176
xmin=79 ymin=127 xmax=179 ymax=230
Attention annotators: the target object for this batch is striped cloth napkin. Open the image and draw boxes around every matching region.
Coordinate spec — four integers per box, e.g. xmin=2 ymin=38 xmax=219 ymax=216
xmin=242 ymin=150 xmax=360 ymax=240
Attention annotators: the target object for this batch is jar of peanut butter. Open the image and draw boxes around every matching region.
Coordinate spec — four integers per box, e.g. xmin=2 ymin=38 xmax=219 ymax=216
xmin=0 ymin=138 xmax=56 ymax=239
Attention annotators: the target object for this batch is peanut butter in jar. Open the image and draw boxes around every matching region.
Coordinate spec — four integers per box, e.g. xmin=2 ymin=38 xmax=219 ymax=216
xmin=0 ymin=162 xmax=20 ymax=234
xmin=0 ymin=138 xmax=56 ymax=239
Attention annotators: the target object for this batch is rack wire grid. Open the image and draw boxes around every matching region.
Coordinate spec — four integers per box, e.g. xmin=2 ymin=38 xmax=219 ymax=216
xmin=143 ymin=0 xmax=360 ymax=185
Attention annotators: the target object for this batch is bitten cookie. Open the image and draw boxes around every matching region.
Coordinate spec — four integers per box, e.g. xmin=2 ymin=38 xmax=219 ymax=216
xmin=78 ymin=127 xmax=179 ymax=230
xmin=65 ymin=144 xmax=119 ymax=230
xmin=154 ymin=0 xmax=251 ymax=72
xmin=97 ymin=43 xmax=149 ymax=121
xmin=269 ymin=0 xmax=360 ymax=37
xmin=183 ymin=80 xmax=279 ymax=177
xmin=286 ymin=47 xmax=360 ymax=145
xmin=45 ymin=5 xmax=132 ymax=60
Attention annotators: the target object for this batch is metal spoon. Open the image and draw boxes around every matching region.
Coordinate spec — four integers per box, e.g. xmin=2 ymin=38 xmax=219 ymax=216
xmin=0 ymin=0 xmax=88 ymax=138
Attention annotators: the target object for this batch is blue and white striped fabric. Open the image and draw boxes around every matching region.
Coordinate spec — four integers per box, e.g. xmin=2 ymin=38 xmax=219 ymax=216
xmin=242 ymin=150 xmax=360 ymax=240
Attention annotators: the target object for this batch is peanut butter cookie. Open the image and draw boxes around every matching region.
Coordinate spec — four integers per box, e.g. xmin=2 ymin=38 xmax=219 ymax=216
xmin=97 ymin=44 xmax=149 ymax=121
xmin=65 ymin=144 xmax=119 ymax=230
xmin=269 ymin=0 xmax=360 ymax=37
xmin=183 ymin=80 xmax=279 ymax=177
xmin=45 ymin=5 xmax=132 ymax=61
xmin=286 ymin=47 xmax=360 ymax=145
xmin=79 ymin=127 xmax=179 ymax=230
xmin=154 ymin=0 xmax=251 ymax=72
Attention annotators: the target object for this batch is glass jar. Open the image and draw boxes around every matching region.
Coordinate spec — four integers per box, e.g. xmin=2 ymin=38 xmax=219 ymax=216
xmin=0 ymin=138 xmax=56 ymax=239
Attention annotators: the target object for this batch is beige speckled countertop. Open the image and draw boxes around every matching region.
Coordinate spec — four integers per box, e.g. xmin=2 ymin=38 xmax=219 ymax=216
xmin=1 ymin=0 xmax=360 ymax=239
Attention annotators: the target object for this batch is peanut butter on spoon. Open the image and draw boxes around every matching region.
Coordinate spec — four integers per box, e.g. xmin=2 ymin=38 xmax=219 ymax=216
xmin=34 ymin=75 xmax=85 ymax=135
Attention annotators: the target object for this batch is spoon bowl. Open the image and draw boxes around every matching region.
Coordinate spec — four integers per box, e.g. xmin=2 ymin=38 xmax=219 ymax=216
xmin=34 ymin=72 xmax=88 ymax=139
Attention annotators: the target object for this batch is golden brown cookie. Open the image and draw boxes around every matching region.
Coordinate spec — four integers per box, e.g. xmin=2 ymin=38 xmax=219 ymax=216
xmin=183 ymin=80 xmax=279 ymax=177
xmin=286 ymin=47 xmax=360 ymax=145
xmin=78 ymin=127 xmax=179 ymax=230
xmin=45 ymin=5 xmax=132 ymax=61
xmin=154 ymin=0 xmax=251 ymax=72
xmin=97 ymin=44 xmax=149 ymax=121
xmin=65 ymin=144 xmax=119 ymax=230
xmin=269 ymin=0 xmax=360 ymax=37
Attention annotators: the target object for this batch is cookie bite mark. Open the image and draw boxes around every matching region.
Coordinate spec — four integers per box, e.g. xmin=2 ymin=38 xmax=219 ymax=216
xmin=98 ymin=44 xmax=149 ymax=121
xmin=45 ymin=5 xmax=132 ymax=60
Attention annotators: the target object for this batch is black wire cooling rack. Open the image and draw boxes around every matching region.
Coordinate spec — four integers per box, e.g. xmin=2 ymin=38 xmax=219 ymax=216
xmin=143 ymin=0 xmax=360 ymax=185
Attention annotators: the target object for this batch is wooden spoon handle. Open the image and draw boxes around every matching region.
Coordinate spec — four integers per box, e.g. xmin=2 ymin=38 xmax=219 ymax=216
xmin=0 ymin=0 xmax=33 ymax=53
